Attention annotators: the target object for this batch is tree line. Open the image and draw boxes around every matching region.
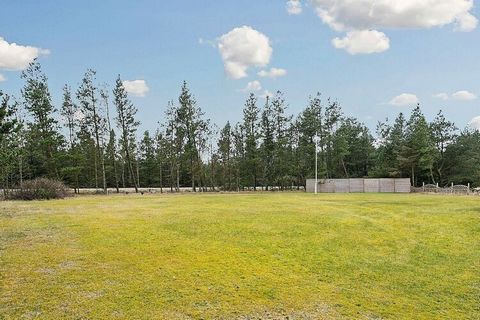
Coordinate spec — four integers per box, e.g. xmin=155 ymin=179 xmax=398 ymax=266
xmin=1 ymin=60 xmax=479 ymax=194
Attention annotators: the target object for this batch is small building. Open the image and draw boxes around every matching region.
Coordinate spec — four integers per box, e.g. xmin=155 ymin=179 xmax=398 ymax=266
xmin=306 ymin=178 xmax=411 ymax=193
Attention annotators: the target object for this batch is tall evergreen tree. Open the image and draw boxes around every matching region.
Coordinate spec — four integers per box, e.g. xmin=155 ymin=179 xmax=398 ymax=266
xmin=139 ymin=130 xmax=157 ymax=187
xmin=260 ymin=96 xmax=275 ymax=189
xmin=0 ymin=92 xmax=21 ymax=193
xmin=113 ymin=75 xmax=140 ymax=193
xmin=21 ymin=60 xmax=62 ymax=179
xmin=60 ymin=85 xmax=81 ymax=191
xmin=430 ymin=110 xmax=457 ymax=184
xmin=176 ymin=81 xmax=210 ymax=191
xmin=217 ymin=121 xmax=233 ymax=190
xmin=398 ymin=105 xmax=435 ymax=186
xmin=77 ymin=69 xmax=107 ymax=193
xmin=101 ymin=87 xmax=120 ymax=193
xmin=242 ymin=93 xmax=260 ymax=190
xmin=271 ymin=91 xmax=292 ymax=188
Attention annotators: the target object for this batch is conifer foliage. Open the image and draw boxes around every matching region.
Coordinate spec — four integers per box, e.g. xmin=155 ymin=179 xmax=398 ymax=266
xmin=1 ymin=62 xmax=479 ymax=196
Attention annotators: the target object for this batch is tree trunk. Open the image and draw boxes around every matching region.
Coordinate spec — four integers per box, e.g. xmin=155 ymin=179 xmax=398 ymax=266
xmin=113 ymin=156 xmax=119 ymax=193
xmin=411 ymin=165 xmax=415 ymax=187
xmin=159 ymin=160 xmax=163 ymax=193
xmin=176 ymin=163 xmax=180 ymax=192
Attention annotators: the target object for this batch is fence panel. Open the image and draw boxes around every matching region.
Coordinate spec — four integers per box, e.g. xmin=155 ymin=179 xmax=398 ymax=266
xmin=394 ymin=179 xmax=411 ymax=193
xmin=306 ymin=178 xmax=411 ymax=193
xmin=319 ymin=179 xmax=335 ymax=193
xmin=364 ymin=179 xmax=380 ymax=193
xmin=349 ymin=179 xmax=364 ymax=193
xmin=335 ymin=179 xmax=350 ymax=193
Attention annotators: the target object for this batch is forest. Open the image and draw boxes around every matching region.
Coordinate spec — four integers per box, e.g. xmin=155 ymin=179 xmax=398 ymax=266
xmin=0 ymin=60 xmax=479 ymax=194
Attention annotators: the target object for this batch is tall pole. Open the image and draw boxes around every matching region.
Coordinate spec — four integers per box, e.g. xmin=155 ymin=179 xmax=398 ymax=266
xmin=314 ymin=134 xmax=319 ymax=195
xmin=315 ymin=144 xmax=318 ymax=194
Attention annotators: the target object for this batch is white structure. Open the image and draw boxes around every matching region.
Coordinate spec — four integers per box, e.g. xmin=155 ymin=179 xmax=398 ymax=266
xmin=306 ymin=178 xmax=411 ymax=193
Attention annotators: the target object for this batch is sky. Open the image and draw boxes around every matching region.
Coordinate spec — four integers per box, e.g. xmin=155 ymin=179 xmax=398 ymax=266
xmin=0 ymin=0 xmax=479 ymax=133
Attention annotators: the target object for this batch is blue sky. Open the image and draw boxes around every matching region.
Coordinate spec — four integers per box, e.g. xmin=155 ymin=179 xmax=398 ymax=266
xmin=0 ymin=0 xmax=479 ymax=133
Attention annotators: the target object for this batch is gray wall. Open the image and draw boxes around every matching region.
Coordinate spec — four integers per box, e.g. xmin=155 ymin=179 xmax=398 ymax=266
xmin=306 ymin=178 xmax=411 ymax=193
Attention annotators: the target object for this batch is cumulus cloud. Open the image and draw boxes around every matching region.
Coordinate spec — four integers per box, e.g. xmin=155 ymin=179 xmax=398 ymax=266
xmin=332 ymin=30 xmax=390 ymax=54
xmin=455 ymin=12 xmax=478 ymax=31
xmin=389 ymin=93 xmax=419 ymax=106
xmin=452 ymin=90 xmax=477 ymax=101
xmin=0 ymin=37 xmax=50 ymax=71
xmin=286 ymin=0 xmax=302 ymax=15
xmin=311 ymin=0 xmax=477 ymax=32
xmin=122 ymin=80 xmax=150 ymax=97
xmin=258 ymin=67 xmax=287 ymax=79
xmin=469 ymin=116 xmax=480 ymax=130
xmin=433 ymin=93 xmax=449 ymax=100
xmin=308 ymin=0 xmax=477 ymax=53
xmin=259 ymin=90 xmax=274 ymax=99
xmin=241 ymin=80 xmax=262 ymax=92
xmin=0 ymin=74 xmax=5 ymax=82
xmin=218 ymin=26 xmax=272 ymax=79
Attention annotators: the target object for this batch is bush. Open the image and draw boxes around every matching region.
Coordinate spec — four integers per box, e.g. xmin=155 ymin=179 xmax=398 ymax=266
xmin=6 ymin=178 xmax=70 ymax=200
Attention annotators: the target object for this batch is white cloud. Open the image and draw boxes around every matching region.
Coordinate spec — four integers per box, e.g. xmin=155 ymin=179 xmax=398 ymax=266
xmin=452 ymin=90 xmax=477 ymax=101
xmin=0 ymin=74 xmax=5 ymax=82
xmin=286 ymin=0 xmax=302 ymax=15
xmin=0 ymin=37 xmax=50 ymax=71
xmin=455 ymin=12 xmax=478 ymax=32
xmin=218 ymin=26 xmax=273 ymax=79
xmin=122 ymin=80 xmax=150 ymax=97
xmin=311 ymin=0 xmax=477 ymax=32
xmin=332 ymin=30 xmax=390 ymax=54
xmin=308 ymin=0 xmax=477 ymax=54
xmin=433 ymin=93 xmax=449 ymax=100
xmin=241 ymin=80 xmax=262 ymax=92
xmin=258 ymin=67 xmax=287 ymax=79
xmin=389 ymin=93 xmax=419 ymax=106
xmin=259 ymin=90 xmax=274 ymax=99
xmin=469 ymin=116 xmax=480 ymax=130
xmin=198 ymin=37 xmax=216 ymax=48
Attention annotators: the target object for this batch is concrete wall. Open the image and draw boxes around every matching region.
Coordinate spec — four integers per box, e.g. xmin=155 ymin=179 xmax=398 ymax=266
xmin=306 ymin=178 xmax=411 ymax=193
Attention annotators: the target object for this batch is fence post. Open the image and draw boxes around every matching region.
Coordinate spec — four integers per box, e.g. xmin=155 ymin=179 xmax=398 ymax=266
xmin=468 ymin=183 xmax=470 ymax=195
xmin=422 ymin=182 xmax=425 ymax=192
xmin=451 ymin=182 xmax=454 ymax=194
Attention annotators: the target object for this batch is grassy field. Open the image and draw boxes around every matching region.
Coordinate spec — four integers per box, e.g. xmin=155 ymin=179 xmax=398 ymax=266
xmin=0 ymin=193 xmax=479 ymax=319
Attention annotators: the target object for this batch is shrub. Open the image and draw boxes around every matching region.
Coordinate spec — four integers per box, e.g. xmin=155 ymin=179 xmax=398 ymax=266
xmin=6 ymin=178 xmax=70 ymax=200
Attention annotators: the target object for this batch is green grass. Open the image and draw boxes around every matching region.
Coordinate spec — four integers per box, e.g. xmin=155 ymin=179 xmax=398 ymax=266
xmin=1 ymin=193 xmax=479 ymax=319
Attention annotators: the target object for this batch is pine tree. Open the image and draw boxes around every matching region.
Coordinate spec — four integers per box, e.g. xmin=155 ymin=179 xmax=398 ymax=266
xmin=271 ymin=91 xmax=292 ymax=189
xmin=444 ymin=129 xmax=480 ymax=186
xmin=113 ymin=75 xmax=140 ymax=193
xmin=0 ymin=92 xmax=21 ymax=194
xmin=430 ymin=110 xmax=457 ymax=184
xmin=242 ymin=93 xmax=260 ymax=190
xmin=21 ymin=60 xmax=62 ymax=179
xmin=176 ymin=81 xmax=210 ymax=191
xmin=217 ymin=121 xmax=233 ymax=190
xmin=374 ymin=113 xmax=407 ymax=177
xmin=77 ymin=69 xmax=107 ymax=193
xmin=0 ymin=91 xmax=19 ymax=139
xmin=260 ymin=96 xmax=274 ymax=189
xmin=101 ymin=87 xmax=120 ymax=193
xmin=139 ymin=130 xmax=157 ymax=187
xmin=398 ymin=105 xmax=435 ymax=186
xmin=60 ymin=85 xmax=81 ymax=192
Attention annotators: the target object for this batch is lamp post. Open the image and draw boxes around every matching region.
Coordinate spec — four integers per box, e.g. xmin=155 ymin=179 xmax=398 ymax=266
xmin=313 ymin=135 xmax=320 ymax=194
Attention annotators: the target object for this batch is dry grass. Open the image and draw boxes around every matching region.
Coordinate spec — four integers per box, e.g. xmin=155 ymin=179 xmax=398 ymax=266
xmin=1 ymin=193 xmax=479 ymax=319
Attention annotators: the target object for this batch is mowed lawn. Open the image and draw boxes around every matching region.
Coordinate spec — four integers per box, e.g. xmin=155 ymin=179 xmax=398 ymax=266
xmin=0 ymin=193 xmax=479 ymax=319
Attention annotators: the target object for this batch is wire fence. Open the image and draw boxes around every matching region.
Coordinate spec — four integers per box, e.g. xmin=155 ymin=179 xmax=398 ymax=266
xmin=411 ymin=183 xmax=479 ymax=195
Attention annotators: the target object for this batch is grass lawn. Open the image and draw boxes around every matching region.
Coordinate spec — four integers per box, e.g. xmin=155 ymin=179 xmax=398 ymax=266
xmin=1 ymin=193 xmax=479 ymax=319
